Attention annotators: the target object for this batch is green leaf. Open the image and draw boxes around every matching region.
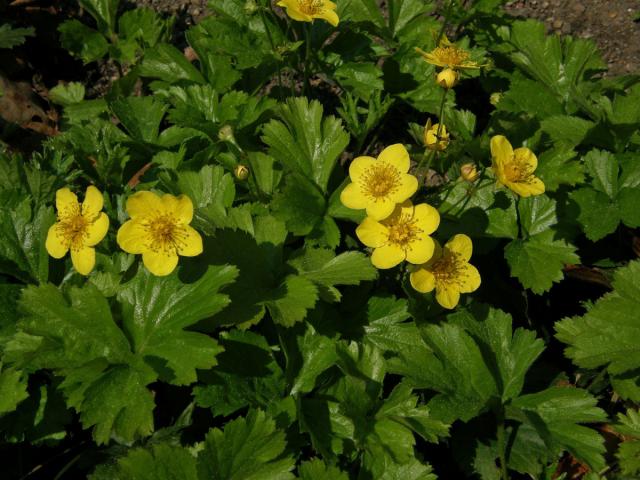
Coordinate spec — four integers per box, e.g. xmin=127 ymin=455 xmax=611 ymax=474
xmin=335 ymin=62 xmax=384 ymax=101
xmin=90 ymin=443 xmax=198 ymax=480
xmin=266 ymin=275 xmax=318 ymax=328
xmin=49 ymin=82 xmax=85 ymax=106
xmin=570 ymin=187 xmax=620 ymax=241
xmin=540 ymin=115 xmax=595 ymax=149
xmin=117 ymin=265 xmax=237 ymax=385
xmin=614 ymin=409 xmax=640 ymax=476
xmin=194 ymin=329 xmax=284 ymax=417
xmin=271 ymin=174 xmax=326 ymax=236
xmin=290 ymin=324 xmax=338 ymax=395
xmin=584 ymin=149 xmax=618 ymax=198
xmin=0 ymin=200 xmax=54 ymax=284
xmin=58 ymin=20 xmax=109 ymax=63
xmin=197 ymin=410 xmax=295 ymax=480
xmin=79 ymin=0 xmax=119 ymax=35
xmin=517 ymin=195 xmax=557 ymax=238
xmin=0 ymin=24 xmax=35 ymax=49
xmin=504 ymin=230 xmax=579 ymax=294
xmin=0 ymin=365 xmax=28 ymax=415
xmin=337 ymin=0 xmax=385 ymax=28
xmin=556 ymin=260 xmax=640 ymax=382
xmin=262 ymin=97 xmax=350 ymax=193
xmin=508 ymin=387 xmax=607 ymax=471
xmin=110 ymin=96 xmax=167 ymax=143
xmin=297 ymin=459 xmax=349 ymax=480
xmin=535 ymin=147 xmax=584 ymax=191
xmin=139 ymin=43 xmax=206 ymax=84
xmin=449 ymin=306 xmax=545 ymax=401
xmin=118 ymin=8 xmax=172 ymax=48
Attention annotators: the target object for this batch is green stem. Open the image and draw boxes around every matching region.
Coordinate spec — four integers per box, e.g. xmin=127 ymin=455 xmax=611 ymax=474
xmin=435 ymin=0 xmax=454 ymax=44
xmin=259 ymin=6 xmax=283 ymax=98
xmin=303 ymin=22 xmax=312 ymax=96
xmin=416 ymin=88 xmax=448 ymax=179
xmin=496 ymin=412 xmax=509 ymax=480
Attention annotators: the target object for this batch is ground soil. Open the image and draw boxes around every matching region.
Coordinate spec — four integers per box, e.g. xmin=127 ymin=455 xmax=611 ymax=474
xmin=504 ymin=0 xmax=640 ymax=75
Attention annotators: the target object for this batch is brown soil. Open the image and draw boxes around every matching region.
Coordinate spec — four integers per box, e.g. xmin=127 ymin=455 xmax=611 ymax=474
xmin=505 ymin=0 xmax=640 ymax=75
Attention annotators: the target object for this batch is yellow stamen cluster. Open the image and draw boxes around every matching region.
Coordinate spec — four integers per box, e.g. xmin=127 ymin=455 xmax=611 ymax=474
xmin=360 ymin=163 xmax=401 ymax=200
xmin=297 ymin=0 xmax=325 ymax=14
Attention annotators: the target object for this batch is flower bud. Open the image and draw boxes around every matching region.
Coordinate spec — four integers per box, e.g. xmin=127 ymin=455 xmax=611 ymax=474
xmin=436 ymin=68 xmax=458 ymax=89
xmin=423 ymin=118 xmax=449 ymax=151
xmin=218 ymin=125 xmax=235 ymax=143
xmin=490 ymin=92 xmax=502 ymax=106
xmin=460 ymin=163 xmax=479 ymax=182
xmin=243 ymin=0 xmax=258 ymax=15
xmin=234 ymin=164 xmax=250 ymax=181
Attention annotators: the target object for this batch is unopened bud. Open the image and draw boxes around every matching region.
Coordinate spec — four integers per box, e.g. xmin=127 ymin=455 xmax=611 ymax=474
xmin=218 ymin=125 xmax=235 ymax=143
xmin=243 ymin=0 xmax=258 ymax=14
xmin=490 ymin=92 xmax=502 ymax=106
xmin=436 ymin=68 xmax=458 ymax=89
xmin=460 ymin=163 xmax=479 ymax=182
xmin=234 ymin=164 xmax=250 ymax=181
xmin=423 ymin=118 xmax=450 ymax=151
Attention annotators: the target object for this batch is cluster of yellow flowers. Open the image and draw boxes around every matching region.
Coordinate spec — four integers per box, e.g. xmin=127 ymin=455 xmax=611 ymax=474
xmin=340 ymin=144 xmax=480 ymax=309
xmin=46 ymin=188 xmax=202 ymax=277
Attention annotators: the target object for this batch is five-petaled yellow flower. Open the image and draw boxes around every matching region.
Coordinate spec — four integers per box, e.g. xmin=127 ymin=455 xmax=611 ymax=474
xmin=340 ymin=144 xmax=419 ymax=221
xmin=356 ymin=200 xmax=440 ymax=269
xmin=424 ymin=118 xmax=450 ymax=151
xmin=117 ymin=191 xmax=203 ymax=276
xmin=410 ymin=234 xmax=480 ymax=309
xmin=277 ymin=0 xmax=339 ymax=26
xmin=45 ymin=186 xmax=109 ymax=276
xmin=490 ymin=135 xmax=545 ymax=197
xmin=415 ymin=35 xmax=484 ymax=71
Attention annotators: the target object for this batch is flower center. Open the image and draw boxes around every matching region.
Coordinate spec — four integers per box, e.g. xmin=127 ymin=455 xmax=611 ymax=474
xmin=143 ymin=213 xmax=187 ymax=254
xmin=432 ymin=46 xmax=469 ymax=67
xmin=297 ymin=0 xmax=324 ymax=14
xmin=360 ymin=163 xmax=401 ymax=200
xmin=387 ymin=215 xmax=421 ymax=247
xmin=431 ymin=250 xmax=464 ymax=286
xmin=504 ymin=161 xmax=534 ymax=183
xmin=56 ymin=210 xmax=89 ymax=250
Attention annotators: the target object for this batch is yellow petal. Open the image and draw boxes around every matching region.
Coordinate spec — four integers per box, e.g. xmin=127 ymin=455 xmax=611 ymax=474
xmin=508 ymin=177 xmax=545 ymax=197
xmin=514 ymin=147 xmax=537 ymax=171
xmin=162 ymin=194 xmax=194 ymax=224
xmin=356 ymin=217 xmax=388 ymax=248
xmin=126 ymin=191 xmax=163 ymax=218
xmin=85 ymin=212 xmax=109 ymax=247
xmin=412 ymin=203 xmax=440 ymax=235
xmin=340 ymin=182 xmax=367 ymax=210
xmin=366 ymin=197 xmax=396 ymax=221
xmin=348 ymin=156 xmax=376 ymax=182
xmin=459 ymin=264 xmax=481 ymax=293
xmin=377 ymin=144 xmax=410 ymax=173
xmin=371 ymin=244 xmax=405 ymax=269
xmin=45 ymin=224 xmax=69 ymax=259
xmin=117 ymin=219 xmax=148 ymax=254
xmin=142 ymin=250 xmax=179 ymax=276
xmin=390 ymin=173 xmax=418 ymax=204
xmin=490 ymin=135 xmax=514 ymax=164
xmin=277 ymin=0 xmax=313 ymax=22
xmin=405 ymin=236 xmax=435 ymax=264
xmin=394 ymin=200 xmax=414 ymax=220
xmin=316 ymin=7 xmax=339 ymax=26
xmin=435 ymin=285 xmax=460 ymax=309
xmin=56 ymin=188 xmax=79 ymax=219
xmin=71 ymin=246 xmax=95 ymax=276
xmin=409 ymin=267 xmax=436 ymax=293
xmin=445 ymin=234 xmax=472 ymax=261
xmin=176 ymin=225 xmax=203 ymax=257
xmin=81 ymin=185 xmax=104 ymax=219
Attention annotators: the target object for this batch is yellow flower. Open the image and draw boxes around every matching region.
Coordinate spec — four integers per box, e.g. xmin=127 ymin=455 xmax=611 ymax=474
xmin=234 ymin=164 xmax=250 ymax=181
xmin=45 ymin=186 xmax=109 ymax=276
xmin=436 ymin=68 xmax=458 ymax=89
xmin=424 ymin=118 xmax=450 ymax=151
xmin=117 ymin=191 xmax=203 ymax=276
xmin=490 ymin=135 xmax=545 ymax=197
xmin=276 ymin=0 xmax=339 ymax=26
xmin=460 ymin=163 xmax=479 ymax=182
xmin=356 ymin=200 xmax=440 ymax=269
xmin=410 ymin=234 xmax=480 ymax=309
xmin=415 ymin=35 xmax=484 ymax=71
xmin=340 ymin=144 xmax=419 ymax=221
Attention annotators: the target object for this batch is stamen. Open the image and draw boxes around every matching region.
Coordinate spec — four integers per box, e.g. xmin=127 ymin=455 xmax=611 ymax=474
xmin=432 ymin=46 xmax=470 ymax=66
xmin=431 ymin=250 xmax=466 ymax=287
xmin=386 ymin=213 xmax=423 ymax=249
xmin=297 ymin=0 xmax=324 ymax=14
xmin=360 ymin=163 xmax=401 ymax=200
xmin=142 ymin=213 xmax=189 ymax=255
